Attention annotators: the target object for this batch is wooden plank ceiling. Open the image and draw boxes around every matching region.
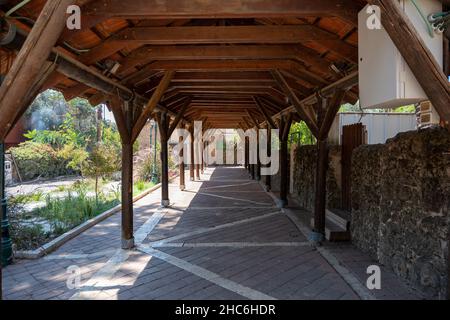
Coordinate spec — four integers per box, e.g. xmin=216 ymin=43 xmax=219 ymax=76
xmin=1 ymin=0 xmax=367 ymax=129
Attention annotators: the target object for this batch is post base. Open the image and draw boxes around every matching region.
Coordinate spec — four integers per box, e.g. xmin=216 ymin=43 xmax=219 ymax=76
xmin=276 ymin=198 xmax=288 ymax=208
xmin=121 ymin=237 xmax=135 ymax=250
xmin=190 ymin=177 xmax=195 ymax=181
xmin=308 ymin=231 xmax=324 ymax=245
xmin=180 ymin=185 xmax=186 ymax=191
xmin=162 ymin=199 xmax=170 ymax=207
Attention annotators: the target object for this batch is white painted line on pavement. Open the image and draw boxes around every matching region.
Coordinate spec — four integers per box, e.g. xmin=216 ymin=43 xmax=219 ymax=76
xmin=137 ymin=245 xmax=276 ymax=300
xmin=150 ymin=211 xmax=281 ymax=245
xmin=70 ymin=208 xmax=167 ymax=300
xmin=153 ymin=241 xmax=311 ymax=248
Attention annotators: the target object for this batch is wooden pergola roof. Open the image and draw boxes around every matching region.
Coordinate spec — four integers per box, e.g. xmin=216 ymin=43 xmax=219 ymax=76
xmin=0 ymin=0 xmax=369 ymax=130
xmin=0 ymin=0 xmax=449 ymax=136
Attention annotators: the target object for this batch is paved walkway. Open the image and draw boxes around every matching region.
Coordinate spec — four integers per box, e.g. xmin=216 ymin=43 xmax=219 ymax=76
xmin=3 ymin=167 xmax=423 ymax=300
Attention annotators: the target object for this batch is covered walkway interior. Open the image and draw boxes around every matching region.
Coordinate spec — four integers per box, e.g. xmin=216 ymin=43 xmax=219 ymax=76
xmin=1 ymin=0 xmax=449 ymax=300
xmin=3 ymin=166 xmax=421 ymax=300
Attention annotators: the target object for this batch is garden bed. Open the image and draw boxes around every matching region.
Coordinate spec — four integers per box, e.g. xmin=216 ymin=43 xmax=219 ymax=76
xmin=11 ymin=175 xmax=178 ymax=259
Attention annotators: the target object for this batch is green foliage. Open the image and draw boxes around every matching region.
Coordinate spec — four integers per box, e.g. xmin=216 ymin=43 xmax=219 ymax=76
xmin=133 ymin=180 xmax=155 ymax=196
xmin=289 ymin=121 xmax=316 ymax=146
xmin=9 ymin=187 xmax=120 ymax=250
xmin=138 ymin=153 xmax=161 ymax=182
xmin=58 ymin=143 xmax=89 ymax=173
xmin=393 ymin=105 xmax=415 ymax=113
xmin=9 ymin=191 xmax=44 ymax=204
xmin=340 ymin=101 xmax=416 ymax=113
xmin=83 ymin=143 xmax=121 ymax=178
xmin=10 ymin=141 xmax=72 ymax=180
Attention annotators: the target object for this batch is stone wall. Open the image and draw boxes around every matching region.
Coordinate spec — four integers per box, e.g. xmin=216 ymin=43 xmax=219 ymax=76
xmin=351 ymin=127 xmax=450 ymax=299
xmin=291 ymin=145 xmax=342 ymax=211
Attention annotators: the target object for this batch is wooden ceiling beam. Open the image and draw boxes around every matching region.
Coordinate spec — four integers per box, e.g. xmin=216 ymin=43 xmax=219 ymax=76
xmin=83 ymin=0 xmax=360 ymax=25
xmin=123 ymin=59 xmax=329 ymax=89
xmin=112 ymin=25 xmax=346 ymax=43
xmin=117 ymin=45 xmax=333 ymax=76
xmin=172 ymin=71 xmax=274 ymax=83
xmin=82 ymin=25 xmax=356 ymax=65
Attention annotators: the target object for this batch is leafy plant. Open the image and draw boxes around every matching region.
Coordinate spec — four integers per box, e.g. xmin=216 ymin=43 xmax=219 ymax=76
xmin=289 ymin=121 xmax=316 ymax=146
xmin=82 ymin=143 xmax=121 ymax=202
xmin=10 ymin=141 xmax=72 ymax=180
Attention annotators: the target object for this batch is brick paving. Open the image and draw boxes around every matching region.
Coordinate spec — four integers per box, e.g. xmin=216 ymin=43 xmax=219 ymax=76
xmin=3 ymin=166 xmax=423 ymax=300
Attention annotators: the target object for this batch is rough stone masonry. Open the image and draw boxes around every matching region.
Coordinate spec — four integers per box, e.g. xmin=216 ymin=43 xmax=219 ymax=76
xmin=352 ymin=127 xmax=450 ymax=299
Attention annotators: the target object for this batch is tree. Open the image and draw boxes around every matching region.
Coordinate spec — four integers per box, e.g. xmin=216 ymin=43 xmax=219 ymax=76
xmin=289 ymin=121 xmax=316 ymax=146
xmin=82 ymin=143 xmax=120 ymax=203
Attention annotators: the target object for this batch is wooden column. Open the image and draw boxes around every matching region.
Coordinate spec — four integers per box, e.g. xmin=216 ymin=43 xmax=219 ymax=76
xmin=264 ymin=125 xmax=272 ymax=191
xmin=278 ymin=114 xmax=292 ymax=208
xmin=279 ymin=117 xmax=288 ymax=207
xmin=158 ymin=112 xmax=170 ymax=207
xmin=179 ymin=124 xmax=186 ymax=191
xmin=244 ymin=137 xmax=249 ymax=170
xmin=251 ymin=163 xmax=256 ymax=180
xmin=256 ymin=129 xmax=261 ymax=180
xmin=121 ymin=102 xmax=134 ymax=249
xmin=189 ymin=126 xmax=195 ymax=181
xmin=196 ymin=139 xmax=201 ymax=179
xmin=312 ymin=90 xmax=346 ymax=240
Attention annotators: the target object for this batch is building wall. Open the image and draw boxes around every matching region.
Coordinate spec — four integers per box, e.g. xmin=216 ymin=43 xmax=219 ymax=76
xmin=328 ymin=112 xmax=417 ymax=145
xmin=351 ymin=127 xmax=450 ymax=299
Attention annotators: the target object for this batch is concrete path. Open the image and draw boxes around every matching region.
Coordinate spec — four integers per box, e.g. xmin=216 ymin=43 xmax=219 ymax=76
xmin=2 ymin=166 xmax=422 ymax=300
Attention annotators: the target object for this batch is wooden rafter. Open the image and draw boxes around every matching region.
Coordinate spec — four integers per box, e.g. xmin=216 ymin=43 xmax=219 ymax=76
xmin=83 ymin=0 xmax=360 ymax=24
xmin=131 ymin=70 xmax=175 ymax=142
xmin=272 ymin=70 xmax=319 ymax=137
xmin=168 ymin=97 xmax=190 ymax=137
xmin=254 ymin=96 xmax=277 ymax=129
xmin=0 ymin=0 xmax=74 ymax=140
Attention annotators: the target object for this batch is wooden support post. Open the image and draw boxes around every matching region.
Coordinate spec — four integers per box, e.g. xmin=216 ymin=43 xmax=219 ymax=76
xmin=189 ymin=126 xmax=195 ymax=181
xmin=0 ymin=0 xmax=74 ymax=140
xmin=244 ymin=137 xmax=249 ymax=170
xmin=313 ymin=139 xmax=328 ymax=236
xmin=251 ymin=162 xmax=256 ymax=180
xmin=256 ymin=129 xmax=261 ymax=181
xmin=179 ymin=124 xmax=186 ymax=191
xmin=196 ymin=130 xmax=201 ymax=179
xmin=278 ymin=114 xmax=293 ymax=208
xmin=313 ymin=94 xmax=328 ymax=240
xmin=311 ymin=89 xmax=346 ymax=241
xmin=264 ymin=124 xmax=272 ymax=192
xmin=121 ymin=101 xmax=134 ymax=249
xmin=157 ymin=112 xmax=170 ymax=207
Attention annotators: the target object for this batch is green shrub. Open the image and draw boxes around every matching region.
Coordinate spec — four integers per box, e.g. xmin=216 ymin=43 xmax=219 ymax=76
xmin=138 ymin=154 xmax=161 ymax=182
xmin=10 ymin=141 xmax=73 ymax=180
